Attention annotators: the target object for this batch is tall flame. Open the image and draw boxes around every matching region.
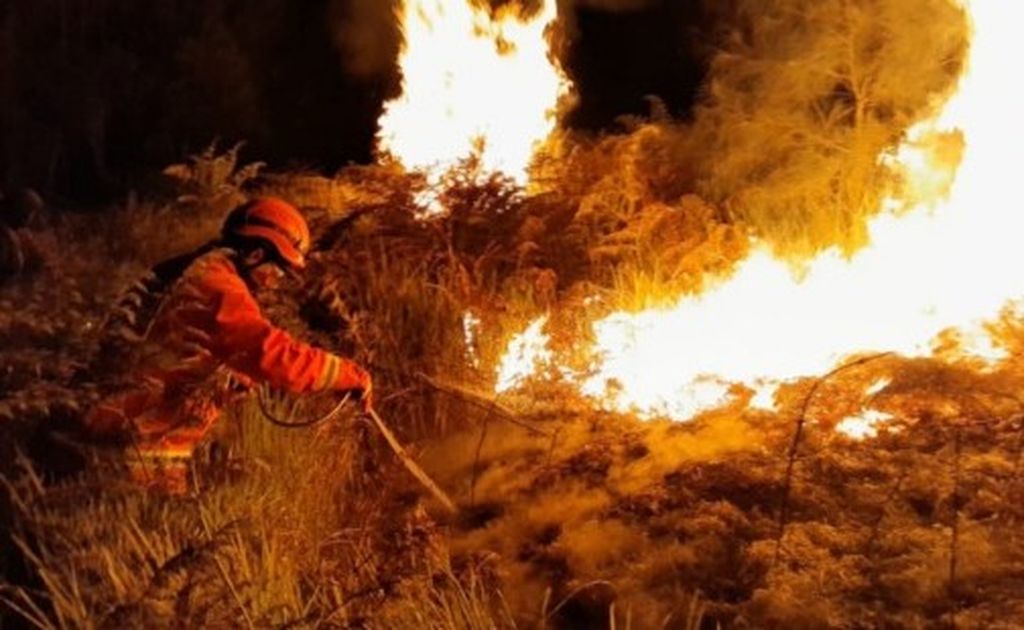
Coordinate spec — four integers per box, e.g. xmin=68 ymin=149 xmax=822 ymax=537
xmin=497 ymin=0 xmax=1024 ymax=420
xmin=377 ymin=0 xmax=568 ymax=186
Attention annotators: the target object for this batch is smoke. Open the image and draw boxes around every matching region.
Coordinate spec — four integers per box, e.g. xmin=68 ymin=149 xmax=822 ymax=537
xmin=327 ymin=0 xmax=400 ymax=78
xmin=327 ymin=0 xmax=657 ymax=80
xmin=326 ymin=0 xmax=699 ymax=139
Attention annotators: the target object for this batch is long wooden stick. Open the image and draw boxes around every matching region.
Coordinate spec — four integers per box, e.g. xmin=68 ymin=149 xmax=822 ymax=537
xmin=364 ymin=407 xmax=457 ymax=514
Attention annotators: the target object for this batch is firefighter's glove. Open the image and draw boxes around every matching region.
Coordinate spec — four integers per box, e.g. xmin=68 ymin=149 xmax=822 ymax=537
xmin=333 ymin=357 xmax=373 ymax=413
xmin=354 ymin=379 xmax=373 ymax=414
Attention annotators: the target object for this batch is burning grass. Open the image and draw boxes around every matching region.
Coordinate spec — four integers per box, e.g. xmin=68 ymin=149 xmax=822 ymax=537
xmin=0 ymin=162 xmax=745 ymax=626
xmin=423 ymin=354 xmax=1024 ymax=627
xmin=0 ymin=4 xmax=1009 ymax=616
xmin=6 ymin=165 xmax=1024 ymax=627
xmin=2 ymin=0 xmax=1010 ymax=624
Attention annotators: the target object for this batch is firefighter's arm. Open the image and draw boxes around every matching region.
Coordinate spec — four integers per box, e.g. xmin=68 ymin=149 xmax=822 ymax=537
xmin=204 ymin=266 xmax=371 ymax=396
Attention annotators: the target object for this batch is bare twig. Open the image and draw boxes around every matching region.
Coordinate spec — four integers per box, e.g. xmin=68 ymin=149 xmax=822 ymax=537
xmin=546 ymin=427 xmax=562 ymax=467
xmin=773 ymin=352 xmax=893 ymax=566
xmin=1011 ymin=413 xmax=1024 ymax=482
xmin=949 ymin=426 xmax=962 ymax=629
xmin=544 ymin=580 xmax=615 ymax=622
xmin=415 ymin=372 xmax=552 ymax=437
xmin=469 ymin=406 xmax=493 ymax=506
xmin=0 ymin=586 xmax=53 ymax=630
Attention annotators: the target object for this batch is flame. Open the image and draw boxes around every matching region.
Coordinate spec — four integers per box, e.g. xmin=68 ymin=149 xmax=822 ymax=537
xmin=377 ymin=0 xmax=568 ymax=188
xmin=749 ymin=382 xmax=780 ymax=412
xmin=836 ymin=378 xmax=895 ymax=440
xmin=836 ymin=409 xmax=897 ymax=440
xmin=496 ymin=1 xmax=1024 ymax=422
xmin=495 ymin=316 xmax=551 ymax=394
xmin=864 ymin=378 xmax=891 ymax=397
xmin=463 ymin=311 xmax=482 ymax=368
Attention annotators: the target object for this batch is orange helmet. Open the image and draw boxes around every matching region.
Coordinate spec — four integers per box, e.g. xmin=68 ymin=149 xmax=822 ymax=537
xmin=222 ymin=197 xmax=310 ymax=269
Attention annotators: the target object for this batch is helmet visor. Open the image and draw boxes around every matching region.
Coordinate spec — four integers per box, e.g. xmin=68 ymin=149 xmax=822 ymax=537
xmin=235 ymin=225 xmax=306 ymax=269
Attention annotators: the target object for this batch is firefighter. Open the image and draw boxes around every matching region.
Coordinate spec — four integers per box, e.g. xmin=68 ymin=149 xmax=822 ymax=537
xmin=84 ymin=197 xmax=372 ymax=494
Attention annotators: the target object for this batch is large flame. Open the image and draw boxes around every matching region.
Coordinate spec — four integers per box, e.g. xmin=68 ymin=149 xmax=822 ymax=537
xmin=496 ymin=0 xmax=1024 ymax=421
xmin=377 ymin=0 xmax=568 ymax=186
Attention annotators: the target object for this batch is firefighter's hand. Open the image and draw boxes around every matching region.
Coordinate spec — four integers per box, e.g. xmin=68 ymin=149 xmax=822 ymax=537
xmin=354 ymin=381 xmax=374 ymax=415
xmin=353 ymin=374 xmax=373 ymax=413
xmin=334 ymin=358 xmax=373 ymax=413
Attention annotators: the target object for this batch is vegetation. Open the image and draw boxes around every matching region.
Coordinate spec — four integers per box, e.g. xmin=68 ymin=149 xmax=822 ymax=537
xmin=0 ymin=133 xmax=751 ymax=625
xmin=538 ymin=0 xmax=968 ymax=258
xmin=6 ymin=141 xmax=1023 ymax=628
xmin=691 ymin=0 xmax=968 ymax=256
xmin=0 ymin=0 xmax=993 ymax=627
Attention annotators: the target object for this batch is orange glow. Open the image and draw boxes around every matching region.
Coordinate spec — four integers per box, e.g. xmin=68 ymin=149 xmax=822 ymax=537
xmin=836 ymin=409 xmax=897 ymax=440
xmin=377 ymin=0 xmax=568 ymax=193
xmin=463 ymin=311 xmax=482 ymax=368
xmin=836 ymin=378 xmax=895 ymax=440
xmin=495 ymin=1 xmax=1024 ymax=425
xmin=495 ymin=316 xmax=551 ymax=394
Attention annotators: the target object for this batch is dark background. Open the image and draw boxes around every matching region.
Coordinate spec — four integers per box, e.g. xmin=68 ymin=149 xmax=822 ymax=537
xmin=0 ymin=0 xmax=712 ymax=202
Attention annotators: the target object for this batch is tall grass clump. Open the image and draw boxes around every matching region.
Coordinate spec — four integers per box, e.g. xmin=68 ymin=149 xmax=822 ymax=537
xmin=2 ymin=392 xmax=514 ymax=627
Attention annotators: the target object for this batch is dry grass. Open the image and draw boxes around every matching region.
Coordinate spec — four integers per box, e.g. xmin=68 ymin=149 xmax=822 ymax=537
xmin=1 ymin=52 xmax=1000 ymax=621
xmin=11 ymin=160 xmax=1022 ymax=626
xmin=0 ymin=1 xmax=983 ymax=625
xmin=1 ymin=393 xmax=516 ymax=628
xmin=1 ymin=155 xmax=729 ymax=625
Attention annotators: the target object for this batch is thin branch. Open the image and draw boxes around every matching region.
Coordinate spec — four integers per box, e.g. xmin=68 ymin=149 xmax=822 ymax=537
xmin=469 ymin=407 xmax=492 ymax=507
xmin=415 ymin=372 xmax=552 ymax=437
xmin=546 ymin=427 xmax=562 ymax=468
xmin=0 ymin=587 xmax=54 ymax=630
xmin=774 ymin=352 xmax=893 ymax=566
xmin=948 ymin=426 xmax=962 ymax=629
xmin=544 ymin=580 xmax=616 ymax=622
xmin=1010 ymin=413 xmax=1024 ymax=482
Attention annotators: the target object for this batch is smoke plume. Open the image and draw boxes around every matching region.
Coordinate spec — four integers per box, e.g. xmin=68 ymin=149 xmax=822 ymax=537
xmin=328 ymin=0 xmax=401 ymax=78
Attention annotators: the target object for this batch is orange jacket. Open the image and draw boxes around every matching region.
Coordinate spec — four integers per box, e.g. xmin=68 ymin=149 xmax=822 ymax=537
xmin=86 ymin=248 xmax=368 ymax=439
xmin=176 ymin=249 xmax=368 ymax=393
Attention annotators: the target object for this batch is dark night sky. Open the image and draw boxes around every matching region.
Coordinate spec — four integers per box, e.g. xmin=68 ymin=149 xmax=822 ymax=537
xmin=253 ymin=0 xmax=710 ymax=159
xmin=564 ymin=2 xmax=707 ymax=129
xmin=0 ymin=0 xmax=711 ymax=200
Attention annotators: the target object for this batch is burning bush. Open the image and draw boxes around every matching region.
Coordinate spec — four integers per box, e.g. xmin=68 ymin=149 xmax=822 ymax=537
xmin=691 ymin=0 xmax=969 ymax=257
